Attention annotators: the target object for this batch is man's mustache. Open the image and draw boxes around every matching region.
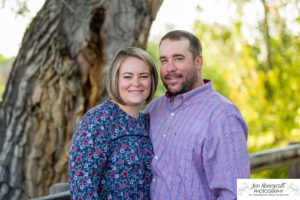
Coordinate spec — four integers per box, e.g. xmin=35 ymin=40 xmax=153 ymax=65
xmin=164 ymin=73 xmax=183 ymax=79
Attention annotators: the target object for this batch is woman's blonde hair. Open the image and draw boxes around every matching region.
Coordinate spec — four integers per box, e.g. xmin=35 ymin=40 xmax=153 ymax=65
xmin=106 ymin=47 xmax=158 ymax=104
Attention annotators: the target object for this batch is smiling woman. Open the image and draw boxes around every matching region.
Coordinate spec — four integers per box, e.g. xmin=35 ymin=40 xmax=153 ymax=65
xmin=68 ymin=47 xmax=158 ymax=199
xmin=106 ymin=47 xmax=158 ymax=108
xmin=118 ymin=56 xmax=152 ymax=118
xmin=0 ymin=0 xmax=163 ymax=198
xmin=107 ymin=47 xmax=158 ymax=118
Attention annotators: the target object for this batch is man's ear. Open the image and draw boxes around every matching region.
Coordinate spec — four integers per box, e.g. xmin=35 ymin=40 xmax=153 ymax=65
xmin=195 ymin=55 xmax=203 ymax=71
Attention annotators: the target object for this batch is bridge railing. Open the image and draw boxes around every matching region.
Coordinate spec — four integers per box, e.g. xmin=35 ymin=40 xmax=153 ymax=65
xmin=31 ymin=143 xmax=300 ymax=200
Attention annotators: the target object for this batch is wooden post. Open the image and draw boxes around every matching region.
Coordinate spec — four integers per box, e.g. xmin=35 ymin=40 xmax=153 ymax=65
xmin=49 ymin=183 xmax=69 ymax=195
xmin=288 ymin=142 xmax=300 ymax=178
xmin=30 ymin=183 xmax=70 ymax=200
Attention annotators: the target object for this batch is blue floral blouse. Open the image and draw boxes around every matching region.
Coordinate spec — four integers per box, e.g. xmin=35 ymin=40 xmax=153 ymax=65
xmin=69 ymin=100 xmax=153 ymax=200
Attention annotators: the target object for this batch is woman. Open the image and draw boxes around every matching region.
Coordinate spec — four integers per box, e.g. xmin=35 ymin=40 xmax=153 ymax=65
xmin=69 ymin=47 xmax=158 ymax=199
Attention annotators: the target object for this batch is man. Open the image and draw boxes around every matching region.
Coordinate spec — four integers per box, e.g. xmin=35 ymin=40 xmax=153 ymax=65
xmin=145 ymin=30 xmax=250 ymax=200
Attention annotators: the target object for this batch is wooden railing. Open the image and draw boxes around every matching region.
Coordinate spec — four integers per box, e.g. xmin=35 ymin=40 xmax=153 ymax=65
xmin=250 ymin=143 xmax=300 ymax=176
xmin=31 ymin=143 xmax=300 ymax=200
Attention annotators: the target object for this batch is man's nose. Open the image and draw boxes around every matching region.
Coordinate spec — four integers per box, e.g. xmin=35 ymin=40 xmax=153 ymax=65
xmin=165 ymin=61 xmax=176 ymax=72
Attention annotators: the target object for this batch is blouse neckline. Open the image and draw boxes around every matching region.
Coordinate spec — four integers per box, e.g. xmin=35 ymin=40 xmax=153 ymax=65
xmin=107 ymin=100 xmax=145 ymax=122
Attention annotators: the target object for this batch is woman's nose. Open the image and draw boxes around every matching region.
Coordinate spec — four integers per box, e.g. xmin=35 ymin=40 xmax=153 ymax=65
xmin=132 ymin=77 xmax=140 ymax=86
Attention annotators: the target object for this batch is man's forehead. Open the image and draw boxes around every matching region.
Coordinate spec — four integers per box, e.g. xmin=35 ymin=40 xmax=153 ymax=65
xmin=160 ymin=37 xmax=189 ymax=45
xmin=159 ymin=39 xmax=190 ymax=56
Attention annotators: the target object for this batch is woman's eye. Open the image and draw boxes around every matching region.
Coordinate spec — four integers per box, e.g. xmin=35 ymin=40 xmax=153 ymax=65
xmin=123 ymin=76 xmax=132 ymax=79
xmin=140 ymin=75 xmax=149 ymax=79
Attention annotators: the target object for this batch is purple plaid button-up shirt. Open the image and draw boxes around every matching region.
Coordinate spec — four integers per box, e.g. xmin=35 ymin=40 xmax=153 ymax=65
xmin=145 ymin=80 xmax=250 ymax=200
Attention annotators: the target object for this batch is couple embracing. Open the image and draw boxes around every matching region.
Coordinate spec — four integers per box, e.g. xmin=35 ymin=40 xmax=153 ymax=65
xmin=69 ymin=30 xmax=250 ymax=200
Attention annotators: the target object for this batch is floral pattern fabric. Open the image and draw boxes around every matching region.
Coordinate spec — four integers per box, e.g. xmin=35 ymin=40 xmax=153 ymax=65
xmin=69 ymin=100 xmax=153 ymax=200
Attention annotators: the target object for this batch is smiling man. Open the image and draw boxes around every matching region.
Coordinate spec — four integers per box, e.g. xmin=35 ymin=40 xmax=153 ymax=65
xmin=145 ymin=30 xmax=250 ymax=200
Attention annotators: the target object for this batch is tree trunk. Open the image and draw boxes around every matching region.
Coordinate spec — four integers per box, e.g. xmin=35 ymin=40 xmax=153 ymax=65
xmin=261 ymin=0 xmax=273 ymax=71
xmin=0 ymin=0 xmax=163 ymax=199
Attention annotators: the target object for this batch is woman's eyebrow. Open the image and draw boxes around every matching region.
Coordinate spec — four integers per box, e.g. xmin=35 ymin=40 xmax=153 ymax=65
xmin=121 ymin=72 xmax=133 ymax=75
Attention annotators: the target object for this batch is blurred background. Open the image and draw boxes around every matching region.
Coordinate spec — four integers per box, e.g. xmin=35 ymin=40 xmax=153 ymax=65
xmin=1 ymin=0 xmax=300 ymax=179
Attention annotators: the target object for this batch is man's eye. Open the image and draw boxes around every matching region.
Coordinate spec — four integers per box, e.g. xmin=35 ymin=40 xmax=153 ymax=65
xmin=160 ymin=59 xmax=167 ymax=64
xmin=175 ymin=57 xmax=183 ymax=61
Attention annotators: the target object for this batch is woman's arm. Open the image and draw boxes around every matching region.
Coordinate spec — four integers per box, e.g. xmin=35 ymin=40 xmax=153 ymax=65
xmin=69 ymin=112 xmax=109 ymax=199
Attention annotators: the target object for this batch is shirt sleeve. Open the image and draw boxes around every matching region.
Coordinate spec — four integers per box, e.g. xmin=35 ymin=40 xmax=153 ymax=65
xmin=68 ymin=112 xmax=110 ymax=200
xmin=203 ymin=111 xmax=250 ymax=200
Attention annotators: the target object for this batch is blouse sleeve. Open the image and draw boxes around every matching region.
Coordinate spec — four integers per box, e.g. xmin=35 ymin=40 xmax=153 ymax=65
xmin=68 ymin=111 xmax=110 ymax=200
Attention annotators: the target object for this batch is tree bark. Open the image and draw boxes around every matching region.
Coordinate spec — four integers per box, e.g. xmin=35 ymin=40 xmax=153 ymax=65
xmin=261 ymin=0 xmax=273 ymax=71
xmin=0 ymin=0 xmax=163 ymax=199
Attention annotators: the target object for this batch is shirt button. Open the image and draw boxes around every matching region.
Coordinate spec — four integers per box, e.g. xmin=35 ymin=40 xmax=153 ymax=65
xmin=170 ymin=112 xmax=175 ymax=117
xmin=153 ymin=178 xmax=156 ymax=183
xmin=154 ymin=156 xmax=159 ymax=160
xmin=163 ymin=134 xmax=166 ymax=138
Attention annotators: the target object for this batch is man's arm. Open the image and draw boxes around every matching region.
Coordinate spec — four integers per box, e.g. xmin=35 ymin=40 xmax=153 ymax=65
xmin=203 ymin=112 xmax=250 ymax=199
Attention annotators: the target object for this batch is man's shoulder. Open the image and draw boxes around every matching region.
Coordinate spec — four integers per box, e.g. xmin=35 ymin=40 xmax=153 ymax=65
xmin=206 ymin=91 xmax=242 ymax=116
xmin=145 ymin=96 xmax=165 ymax=113
xmin=214 ymin=92 xmax=234 ymax=106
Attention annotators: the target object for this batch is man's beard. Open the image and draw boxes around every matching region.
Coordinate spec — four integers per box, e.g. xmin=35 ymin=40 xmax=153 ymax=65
xmin=163 ymin=68 xmax=198 ymax=96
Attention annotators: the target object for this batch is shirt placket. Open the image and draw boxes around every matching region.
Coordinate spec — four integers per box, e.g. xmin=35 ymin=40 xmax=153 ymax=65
xmin=152 ymin=96 xmax=184 ymax=170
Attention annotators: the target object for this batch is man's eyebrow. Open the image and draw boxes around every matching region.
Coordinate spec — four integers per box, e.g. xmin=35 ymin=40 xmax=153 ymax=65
xmin=159 ymin=54 xmax=185 ymax=59
xmin=173 ymin=54 xmax=184 ymax=57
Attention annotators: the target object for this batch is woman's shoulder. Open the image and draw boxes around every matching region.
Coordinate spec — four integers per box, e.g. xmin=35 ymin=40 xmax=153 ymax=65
xmin=86 ymin=100 xmax=118 ymax=117
xmin=76 ymin=100 xmax=118 ymax=128
xmin=140 ymin=112 xmax=150 ymax=121
xmin=139 ymin=112 xmax=150 ymax=129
